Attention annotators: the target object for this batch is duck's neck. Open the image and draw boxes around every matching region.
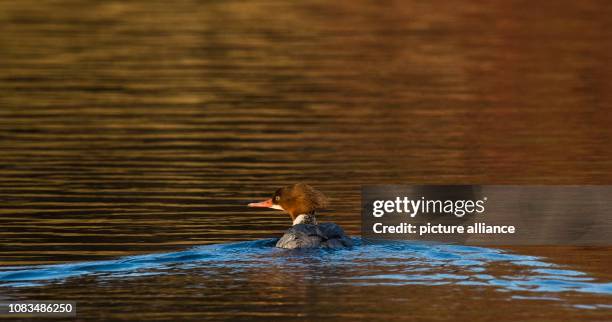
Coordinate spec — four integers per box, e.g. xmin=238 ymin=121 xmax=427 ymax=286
xmin=292 ymin=212 xmax=317 ymax=225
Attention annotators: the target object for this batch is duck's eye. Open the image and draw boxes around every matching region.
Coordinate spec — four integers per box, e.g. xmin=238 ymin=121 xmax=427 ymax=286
xmin=274 ymin=196 xmax=280 ymax=202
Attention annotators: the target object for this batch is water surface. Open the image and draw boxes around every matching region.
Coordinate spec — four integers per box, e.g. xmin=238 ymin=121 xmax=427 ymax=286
xmin=1 ymin=0 xmax=611 ymax=320
xmin=1 ymin=239 xmax=612 ymax=321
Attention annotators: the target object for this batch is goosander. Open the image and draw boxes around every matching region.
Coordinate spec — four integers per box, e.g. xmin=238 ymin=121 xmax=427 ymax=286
xmin=248 ymin=183 xmax=353 ymax=249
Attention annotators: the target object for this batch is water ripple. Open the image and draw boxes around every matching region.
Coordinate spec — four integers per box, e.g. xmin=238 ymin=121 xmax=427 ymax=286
xmin=1 ymin=238 xmax=611 ymax=300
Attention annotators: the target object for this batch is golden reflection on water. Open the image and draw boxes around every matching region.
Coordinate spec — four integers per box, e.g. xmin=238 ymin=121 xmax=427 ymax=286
xmin=0 ymin=0 xmax=611 ymax=320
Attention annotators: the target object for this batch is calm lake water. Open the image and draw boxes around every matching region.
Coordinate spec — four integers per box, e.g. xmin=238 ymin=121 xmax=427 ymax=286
xmin=1 ymin=0 xmax=611 ymax=320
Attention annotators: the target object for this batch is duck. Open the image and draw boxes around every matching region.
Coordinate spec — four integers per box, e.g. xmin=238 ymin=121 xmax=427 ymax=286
xmin=248 ymin=183 xmax=353 ymax=249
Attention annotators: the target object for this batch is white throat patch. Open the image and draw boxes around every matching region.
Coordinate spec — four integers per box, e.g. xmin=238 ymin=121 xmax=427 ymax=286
xmin=292 ymin=214 xmax=307 ymax=225
xmin=292 ymin=214 xmax=317 ymax=225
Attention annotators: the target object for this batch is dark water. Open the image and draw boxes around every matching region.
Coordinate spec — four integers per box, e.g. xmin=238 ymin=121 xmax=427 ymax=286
xmin=1 ymin=0 xmax=611 ymax=320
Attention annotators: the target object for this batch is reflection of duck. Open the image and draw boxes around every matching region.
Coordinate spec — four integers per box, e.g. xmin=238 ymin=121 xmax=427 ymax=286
xmin=248 ymin=183 xmax=353 ymax=249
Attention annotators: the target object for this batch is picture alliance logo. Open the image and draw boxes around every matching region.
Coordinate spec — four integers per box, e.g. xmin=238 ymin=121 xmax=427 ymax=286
xmin=371 ymin=196 xmax=488 ymax=218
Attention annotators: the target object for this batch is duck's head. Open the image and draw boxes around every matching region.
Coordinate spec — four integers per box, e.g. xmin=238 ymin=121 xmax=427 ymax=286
xmin=248 ymin=183 xmax=328 ymax=223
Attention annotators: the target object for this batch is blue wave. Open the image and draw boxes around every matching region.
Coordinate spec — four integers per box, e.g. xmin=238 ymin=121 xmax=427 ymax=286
xmin=1 ymin=238 xmax=611 ymax=297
